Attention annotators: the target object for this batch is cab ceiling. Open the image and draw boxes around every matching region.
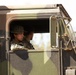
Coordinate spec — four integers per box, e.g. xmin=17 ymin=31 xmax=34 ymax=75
xmin=10 ymin=18 xmax=49 ymax=33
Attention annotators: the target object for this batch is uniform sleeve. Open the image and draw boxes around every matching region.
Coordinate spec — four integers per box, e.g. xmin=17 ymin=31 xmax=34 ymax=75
xmin=11 ymin=44 xmax=25 ymax=50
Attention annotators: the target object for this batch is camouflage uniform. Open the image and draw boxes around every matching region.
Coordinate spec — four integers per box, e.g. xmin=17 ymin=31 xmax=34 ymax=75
xmin=11 ymin=39 xmax=34 ymax=50
xmin=11 ymin=39 xmax=25 ymax=50
xmin=24 ymin=39 xmax=34 ymax=49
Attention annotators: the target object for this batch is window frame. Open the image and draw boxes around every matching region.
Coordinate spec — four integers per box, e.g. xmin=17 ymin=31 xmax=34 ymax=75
xmin=6 ymin=16 xmax=52 ymax=51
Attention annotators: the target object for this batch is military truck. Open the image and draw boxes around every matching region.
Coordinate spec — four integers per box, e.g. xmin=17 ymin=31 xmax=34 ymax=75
xmin=0 ymin=4 xmax=76 ymax=75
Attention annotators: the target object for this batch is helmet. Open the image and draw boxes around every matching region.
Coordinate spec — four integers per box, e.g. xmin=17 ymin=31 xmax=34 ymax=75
xmin=12 ymin=26 xmax=24 ymax=34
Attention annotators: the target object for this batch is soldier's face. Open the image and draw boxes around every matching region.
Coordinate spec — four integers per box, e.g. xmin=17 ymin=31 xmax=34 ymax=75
xmin=29 ymin=32 xmax=34 ymax=40
xmin=14 ymin=33 xmax=24 ymax=41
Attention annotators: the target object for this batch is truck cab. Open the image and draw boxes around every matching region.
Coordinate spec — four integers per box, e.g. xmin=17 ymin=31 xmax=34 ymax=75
xmin=0 ymin=4 xmax=76 ymax=75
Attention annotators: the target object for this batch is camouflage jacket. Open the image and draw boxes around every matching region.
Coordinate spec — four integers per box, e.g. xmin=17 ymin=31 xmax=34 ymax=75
xmin=24 ymin=39 xmax=34 ymax=50
xmin=11 ymin=39 xmax=34 ymax=50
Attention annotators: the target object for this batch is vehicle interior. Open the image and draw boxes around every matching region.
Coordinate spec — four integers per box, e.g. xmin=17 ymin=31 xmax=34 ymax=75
xmin=9 ymin=18 xmax=51 ymax=50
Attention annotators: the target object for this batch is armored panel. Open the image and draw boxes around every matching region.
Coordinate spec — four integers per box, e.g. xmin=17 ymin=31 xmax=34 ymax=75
xmin=8 ymin=50 xmax=60 ymax=75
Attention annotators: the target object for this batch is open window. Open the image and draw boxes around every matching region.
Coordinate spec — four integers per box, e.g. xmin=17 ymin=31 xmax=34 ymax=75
xmin=9 ymin=18 xmax=51 ymax=50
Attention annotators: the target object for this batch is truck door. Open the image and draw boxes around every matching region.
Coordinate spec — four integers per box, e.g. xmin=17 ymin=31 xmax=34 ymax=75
xmin=7 ymin=16 xmax=61 ymax=75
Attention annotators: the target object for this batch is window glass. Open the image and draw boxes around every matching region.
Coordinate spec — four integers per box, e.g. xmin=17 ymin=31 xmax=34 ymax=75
xmin=64 ymin=19 xmax=75 ymax=41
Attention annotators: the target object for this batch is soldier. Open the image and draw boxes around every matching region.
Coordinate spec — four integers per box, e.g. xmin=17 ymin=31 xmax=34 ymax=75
xmin=11 ymin=26 xmax=34 ymax=50
xmin=11 ymin=26 xmax=25 ymax=50
xmin=24 ymin=29 xmax=34 ymax=49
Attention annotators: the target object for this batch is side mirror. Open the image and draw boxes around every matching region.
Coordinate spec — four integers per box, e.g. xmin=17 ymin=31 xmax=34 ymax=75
xmin=50 ymin=17 xmax=57 ymax=48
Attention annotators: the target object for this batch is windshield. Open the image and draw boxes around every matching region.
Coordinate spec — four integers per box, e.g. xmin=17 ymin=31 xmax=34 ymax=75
xmin=64 ymin=19 xmax=75 ymax=41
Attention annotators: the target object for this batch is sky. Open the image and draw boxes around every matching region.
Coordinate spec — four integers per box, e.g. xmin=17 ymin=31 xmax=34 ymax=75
xmin=0 ymin=0 xmax=76 ymax=31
